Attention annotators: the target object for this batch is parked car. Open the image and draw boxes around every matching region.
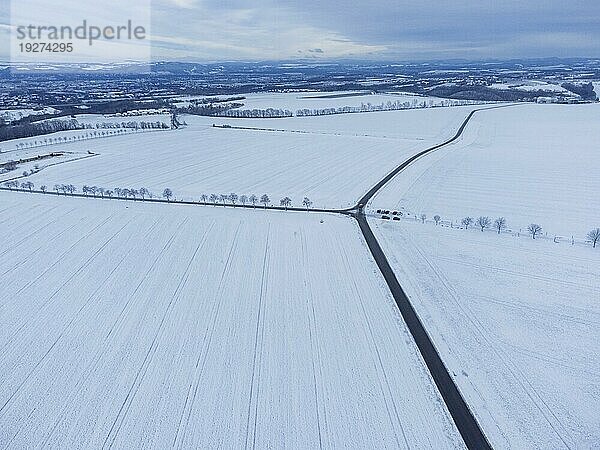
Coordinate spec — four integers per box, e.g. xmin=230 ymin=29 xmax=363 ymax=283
xmin=393 ymin=217 xmax=400 ymax=221
xmin=381 ymin=215 xmax=390 ymax=220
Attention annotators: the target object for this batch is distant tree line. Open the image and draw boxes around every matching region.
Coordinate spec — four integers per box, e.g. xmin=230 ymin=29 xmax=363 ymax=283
xmin=180 ymin=102 xmax=244 ymax=116
xmin=0 ymin=119 xmax=169 ymax=144
xmin=175 ymin=96 xmax=247 ymax=116
xmin=0 ymin=118 xmax=84 ymax=142
xmin=296 ymin=99 xmax=476 ymax=117
xmin=561 ymin=82 xmax=597 ymax=101
xmin=1 ymin=181 xmax=317 ymax=215
xmin=428 ymin=84 xmax=559 ymax=102
xmin=218 ymin=108 xmax=293 ymax=118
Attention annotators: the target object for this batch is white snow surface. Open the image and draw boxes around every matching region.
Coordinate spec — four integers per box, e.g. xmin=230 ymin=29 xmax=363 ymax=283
xmin=22 ymin=106 xmax=478 ymax=209
xmin=0 ymin=108 xmax=58 ymax=122
xmin=0 ymin=191 xmax=464 ymax=449
xmin=370 ymin=218 xmax=600 ymax=449
xmin=372 ymin=104 xmax=600 ymax=237
xmin=593 ymin=81 xmax=600 ymax=99
xmin=236 ymin=91 xmax=468 ymax=112
xmin=488 ymin=81 xmax=570 ymax=94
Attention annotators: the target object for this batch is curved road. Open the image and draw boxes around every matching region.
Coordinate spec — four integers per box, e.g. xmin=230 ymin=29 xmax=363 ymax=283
xmin=2 ymin=105 xmax=511 ymax=449
xmin=351 ymin=107 xmax=501 ymax=450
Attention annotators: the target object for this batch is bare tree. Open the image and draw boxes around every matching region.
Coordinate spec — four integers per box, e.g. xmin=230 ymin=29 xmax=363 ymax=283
xmin=461 ymin=217 xmax=474 ymax=229
xmin=219 ymin=194 xmax=228 ymax=206
xmin=67 ymin=184 xmax=76 ymax=194
xmin=163 ymin=188 xmax=173 ymax=201
xmin=260 ymin=194 xmax=270 ymax=208
xmin=40 ymin=185 xmax=47 ymax=193
xmin=528 ymin=224 xmax=542 ymax=239
xmin=420 ymin=213 xmax=427 ymax=224
xmin=200 ymin=194 xmax=208 ymax=203
xmin=587 ymin=228 xmax=600 ymax=248
xmin=249 ymin=194 xmax=258 ymax=208
xmin=139 ymin=187 xmax=149 ymax=199
xmin=302 ymin=197 xmax=313 ymax=210
xmin=492 ymin=217 xmax=506 ymax=234
xmin=105 ymin=190 xmax=113 ymax=197
xmin=21 ymin=181 xmax=34 ymax=191
xmin=209 ymin=193 xmax=218 ymax=205
xmin=240 ymin=195 xmax=248 ymax=205
xmin=229 ymin=193 xmax=238 ymax=205
xmin=433 ymin=215 xmax=441 ymax=225
xmin=54 ymin=184 xmax=61 ymax=194
xmin=280 ymin=197 xmax=292 ymax=210
xmin=476 ymin=216 xmax=491 ymax=232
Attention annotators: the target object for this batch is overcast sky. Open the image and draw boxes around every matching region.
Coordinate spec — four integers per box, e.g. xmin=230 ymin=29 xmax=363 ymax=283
xmin=2 ymin=0 xmax=600 ymax=62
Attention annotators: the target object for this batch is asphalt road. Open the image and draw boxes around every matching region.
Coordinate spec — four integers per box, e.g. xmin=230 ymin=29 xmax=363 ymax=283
xmin=2 ymin=105 xmax=509 ymax=448
xmin=351 ymin=107 xmax=496 ymax=450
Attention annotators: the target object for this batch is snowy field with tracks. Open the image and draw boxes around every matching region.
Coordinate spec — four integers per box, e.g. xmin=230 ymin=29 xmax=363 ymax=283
xmin=0 ymin=192 xmax=463 ymax=448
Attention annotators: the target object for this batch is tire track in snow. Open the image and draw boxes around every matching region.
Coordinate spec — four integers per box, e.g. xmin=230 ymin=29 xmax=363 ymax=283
xmin=244 ymin=225 xmax=270 ymax=450
xmin=1 ymin=219 xmax=162 ymax=448
xmin=103 ymin=219 xmax=212 ymax=450
xmin=0 ymin=216 xmax=134 ymax=418
xmin=172 ymin=221 xmax=242 ymax=449
xmin=334 ymin=231 xmax=410 ymax=449
xmin=0 ymin=214 xmax=127 ymax=353
xmin=406 ymin=235 xmax=574 ymax=448
xmin=0 ymin=214 xmax=86 ymax=277
xmin=38 ymin=217 xmax=184 ymax=448
xmin=0 ymin=214 xmax=114 ymax=310
xmin=0 ymin=205 xmax=66 ymax=258
xmin=300 ymin=229 xmax=326 ymax=449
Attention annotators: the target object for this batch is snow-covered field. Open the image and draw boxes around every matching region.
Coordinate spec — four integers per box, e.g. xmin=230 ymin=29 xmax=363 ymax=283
xmin=367 ymin=102 xmax=600 ymax=448
xmin=0 ymin=191 xmax=463 ymax=448
xmin=0 ymin=108 xmax=58 ymax=122
xmin=488 ymin=80 xmax=570 ymax=94
xmin=370 ymin=218 xmax=600 ymax=448
xmin=0 ymin=129 xmax=94 ymax=155
xmin=593 ymin=81 xmax=600 ymax=99
xmin=173 ymin=90 xmax=471 ymax=112
xmin=21 ymin=106 xmax=478 ymax=208
xmin=234 ymin=91 xmax=472 ymax=112
xmin=372 ymin=104 xmax=600 ymax=237
xmin=73 ymin=113 xmax=171 ymax=126
xmin=207 ymin=104 xmax=477 ymax=140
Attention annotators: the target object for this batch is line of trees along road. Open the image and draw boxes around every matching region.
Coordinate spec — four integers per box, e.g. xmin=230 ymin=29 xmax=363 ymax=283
xmin=1 ymin=182 xmax=314 ymax=213
xmin=0 ymin=119 xmax=169 ymax=146
xmin=383 ymin=209 xmax=599 ymax=248
xmin=2 ymin=179 xmax=599 ymax=248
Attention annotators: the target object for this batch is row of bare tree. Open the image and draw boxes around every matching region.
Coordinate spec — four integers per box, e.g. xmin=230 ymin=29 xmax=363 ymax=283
xmin=414 ymin=213 xmax=600 ymax=248
xmin=200 ymin=193 xmax=313 ymax=210
xmin=1 ymin=181 xmax=315 ymax=212
xmin=1 ymin=121 xmax=169 ymax=153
